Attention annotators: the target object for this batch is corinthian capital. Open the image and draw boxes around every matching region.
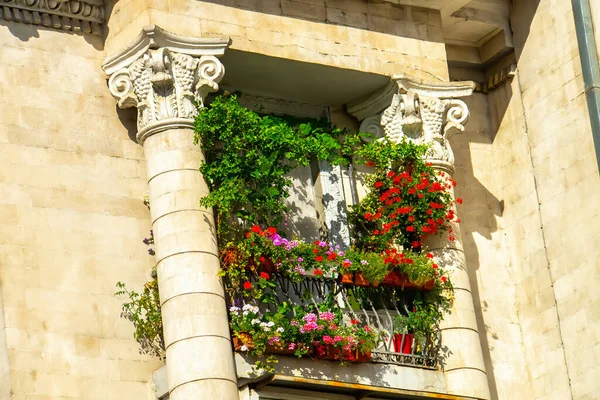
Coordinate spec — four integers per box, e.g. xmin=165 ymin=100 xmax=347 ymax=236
xmin=348 ymin=75 xmax=475 ymax=172
xmin=102 ymin=25 xmax=230 ymax=143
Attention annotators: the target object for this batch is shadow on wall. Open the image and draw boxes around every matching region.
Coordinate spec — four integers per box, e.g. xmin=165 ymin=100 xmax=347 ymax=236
xmin=0 ymin=16 xmax=104 ymax=50
xmin=449 ymin=93 xmax=505 ymax=400
xmin=201 ymin=0 xmax=444 ymax=43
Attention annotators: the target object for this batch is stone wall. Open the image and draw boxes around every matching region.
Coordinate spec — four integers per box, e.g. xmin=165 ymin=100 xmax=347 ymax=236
xmin=104 ymin=0 xmax=448 ymax=81
xmin=452 ymin=0 xmax=600 ymax=398
xmin=510 ymin=0 xmax=600 ymax=398
xmin=0 ymin=22 xmax=162 ymax=398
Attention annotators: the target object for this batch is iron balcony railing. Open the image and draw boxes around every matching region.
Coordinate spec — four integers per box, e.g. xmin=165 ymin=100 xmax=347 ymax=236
xmin=238 ymin=273 xmax=442 ymax=370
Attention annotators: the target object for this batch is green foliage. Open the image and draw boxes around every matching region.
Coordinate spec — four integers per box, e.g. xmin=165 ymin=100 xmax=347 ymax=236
xmin=194 ymin=93 xmax=363 ymax=242
xmin=348 ymin=138 xmax=457 ymax=252
xmin=115 ymin=279 xmax=164 ymax=360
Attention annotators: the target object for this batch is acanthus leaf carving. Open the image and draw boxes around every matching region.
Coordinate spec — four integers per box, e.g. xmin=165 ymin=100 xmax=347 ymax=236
xmin=377 ymin=76 xmax=474 ymax=169
xmin=106 ymin=48 xmax=225 ymax=143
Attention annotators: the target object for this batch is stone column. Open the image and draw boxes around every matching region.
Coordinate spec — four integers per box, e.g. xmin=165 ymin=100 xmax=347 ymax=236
xmin=103 ymin=26 xmax=238 ymax=400
xmin=349 ymin=75 xmax=491 ymax=400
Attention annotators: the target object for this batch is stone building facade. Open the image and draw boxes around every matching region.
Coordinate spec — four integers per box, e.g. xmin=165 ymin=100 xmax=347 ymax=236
xmin=0 ymin=0 xmax=599 ymax=399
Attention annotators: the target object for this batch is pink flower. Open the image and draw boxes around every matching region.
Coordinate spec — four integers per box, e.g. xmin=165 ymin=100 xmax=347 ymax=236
xmin=268 ymin=336 xmax=281 ymax=345
xmin=288 ymin=343 xmax=296 ymax=350
xmin=303 ymin=313 xmax=317 ymax=323
xmin=322 ymin=335 xmax=333 ymax=344
xmin=333 ymin=336 xmax=343 ymax=343
xmin=303 ymin=322 xmax=319 ymax=332
xmin=319 ymin=311 xmax=335 ymax=321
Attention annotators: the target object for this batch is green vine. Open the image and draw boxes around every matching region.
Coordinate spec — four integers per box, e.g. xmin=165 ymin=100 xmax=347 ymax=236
xmin=194 ymin=92 xmax=363 ymax=242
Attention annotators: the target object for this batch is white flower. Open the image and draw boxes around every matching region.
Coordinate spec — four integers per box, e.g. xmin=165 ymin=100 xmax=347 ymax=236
xmin=229 ymin=306 xmax=240 ymax=312
xmin=276 ymin=327 xmax=284 ymax=333
xmin=242 ymin=311 xmax=249 ymax=316
xmin=251 ymin=319 xmax=260 ymax=325
xmin=267 ymin=321 xmax=275 ymax=327
xmin=242 ymin=304 xmax=253 ymax=311
xmin=240 ymin=345 xmax=248 ymax=351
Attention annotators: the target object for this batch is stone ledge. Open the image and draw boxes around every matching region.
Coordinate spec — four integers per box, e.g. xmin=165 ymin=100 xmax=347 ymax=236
xmin=0 ymin=0 xmax=104 ymax=35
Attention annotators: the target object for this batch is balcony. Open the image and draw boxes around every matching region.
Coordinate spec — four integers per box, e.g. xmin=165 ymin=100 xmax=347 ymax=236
xmin=232 ymin=273 xmax=442 ymax=370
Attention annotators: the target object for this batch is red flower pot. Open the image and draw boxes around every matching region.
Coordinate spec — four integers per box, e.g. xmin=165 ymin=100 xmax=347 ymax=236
xmin=393 ymin=333 xmax=413 ymax=354
xmin=267 ymin=343 xmax=295 ymax=355
xmin=382 ymin=271 xmax=435 ymax=291
xmin=339 ymin=272 xmax=354 ymax=284
xmin=354 ymin=272 xmax=379 ymax=287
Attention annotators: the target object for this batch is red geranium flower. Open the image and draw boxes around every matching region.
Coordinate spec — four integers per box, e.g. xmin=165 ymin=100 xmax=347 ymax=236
xmin=374 ymin=181 xmax=383 ymax=188
xmin=456 ymin=198 xmax=463 ymax=204
xmin=314 ymin=269 xmax=323 ymax=276
xmin=432 ymin=263 xmax=439 ymax=269
xmin=243 ymin=281 xmax=252 ymax=290
xmin=441 ymin=276 xmax=447 ymax=283
xmin=251 ymin=225 xmax=261 ymax=233
xmin=406 ymin=226 xmax=415 ymax=232
xmin=350 ymin=319 xmax=358 ymax=325
xmin=426 ymin=253 xmax=434 ymax=259
xmin=315 ymin=256 xmax=324 ymax=262
xmin=260 ymin=272 xmax=269 ymax=279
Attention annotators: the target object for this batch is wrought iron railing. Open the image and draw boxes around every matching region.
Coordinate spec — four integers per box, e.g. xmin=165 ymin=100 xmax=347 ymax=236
xmin=238 ymin=273 xmax=441 ymax=370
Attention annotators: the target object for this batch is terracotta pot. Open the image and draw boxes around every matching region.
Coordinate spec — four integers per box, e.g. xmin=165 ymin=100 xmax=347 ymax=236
xmin=393 ymin=333 xmax=413 ymax=354
xmin=382 ymin=271 xmax=434 ymax=291
xmin=314 ymin=345 xmax=370 ymax=363
xmin=354 ymin=272 xmax=379 ymax=287
xmin=267 ymin=342 xmax=295 ymax=355
xmin=232 ymin=333 xmax=254 ymax=351
xmin=259 ymin=255 xmax=277 ymax=273
xmin=339 ymin=272 xmax=354 ymax=284
xmin=354 ymin=350 xmax=371 ymax=363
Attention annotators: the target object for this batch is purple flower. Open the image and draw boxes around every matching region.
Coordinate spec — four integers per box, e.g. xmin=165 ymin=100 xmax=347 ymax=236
xmin=318 ymin=241 xmax=327 ymax=247
xmin=297 ymin=257 xmax=303 ymax=262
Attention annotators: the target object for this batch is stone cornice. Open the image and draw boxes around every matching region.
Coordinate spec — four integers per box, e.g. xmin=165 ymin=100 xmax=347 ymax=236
xmin=474 ymin=64 xmax=517 ymax=93
xmin=0 ymin=0 xmax=104 ymax=35
xmin=102 ymin=25 xmax=231 ymax=76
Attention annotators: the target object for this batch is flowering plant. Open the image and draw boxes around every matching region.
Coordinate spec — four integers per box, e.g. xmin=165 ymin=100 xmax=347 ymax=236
xmin=350 ymin=139 xmax=460 ymax=252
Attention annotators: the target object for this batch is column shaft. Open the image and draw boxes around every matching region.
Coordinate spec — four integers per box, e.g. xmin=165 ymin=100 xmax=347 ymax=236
xmin=144 ymin=128 xmax=238 ymax=400
xmin=426 ymin=175 xmax=491 ymax=400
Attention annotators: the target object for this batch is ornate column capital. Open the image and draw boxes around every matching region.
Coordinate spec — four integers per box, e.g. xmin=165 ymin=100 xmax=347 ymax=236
xmin=348 ymin=74 xmax=475 ymax=172
xmin=102 ymin=25 xmax=231 ymax=143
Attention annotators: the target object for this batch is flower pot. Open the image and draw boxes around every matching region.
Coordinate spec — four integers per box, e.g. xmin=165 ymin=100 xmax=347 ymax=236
xmin=354 ymin=350 xmax=371 ymax=363
xmin=354 ymin=272 xmax=379 ymax=287
xmin=259 ymin=255 xmax=277 ymax=273
xmin=339 ymin=272 xmax=354 ymax=284
xmin=267 ymin=342 xmax=296 ymax=355
xmin=232 ymin=333 xmax=254 ymax=351
xmin=382 ymin=271 xmax=434 ymax=291
xmin=393 ymin=333 xmax=413 ymax=354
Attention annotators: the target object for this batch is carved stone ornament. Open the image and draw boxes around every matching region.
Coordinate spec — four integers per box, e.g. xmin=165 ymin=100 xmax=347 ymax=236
xmin=102 ymin=25 xmax=231 ymax=143
xmin=352 ymin=74 xmax=475 ymax=171
xmin=0 ymin=0 xmax=104 ymax=35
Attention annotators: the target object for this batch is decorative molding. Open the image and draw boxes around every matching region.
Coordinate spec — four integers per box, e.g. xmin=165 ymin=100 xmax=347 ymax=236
xmin=102 ymin=25 xmax=231 ymax=76
xmin=235 ymin=93 xmax=327 ymax=119
xmin=102 ymin=26 xmax=231 ymax=143
xmin=348 ymin=74 xmax=475 ymax=171
xmin=474 ymin=64 xmax=517 ymax=93
xmin=0 ymin=0 xmax=104 ymax=35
